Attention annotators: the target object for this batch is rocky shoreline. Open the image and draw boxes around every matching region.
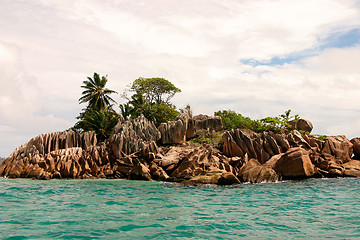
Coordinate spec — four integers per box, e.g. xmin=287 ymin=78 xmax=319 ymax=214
xmin=1 ymin=113 xmax=359 ymax=185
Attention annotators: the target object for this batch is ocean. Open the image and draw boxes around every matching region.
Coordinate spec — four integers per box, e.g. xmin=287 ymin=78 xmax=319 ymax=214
xmin=0 ymin=178 xmax=359 ymax=239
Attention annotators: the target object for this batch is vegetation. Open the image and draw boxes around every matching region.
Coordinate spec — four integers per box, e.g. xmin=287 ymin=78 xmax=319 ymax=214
xmin=189 ymin=130 xmax=223 ymax=149
xmin=73 ymin=74 xmax=182 ymax=140
xmin=72 ymin=72 xmax=310 ymax=143
xmin=79 ymin=72 xmax=117 ymax=110
xmin=73 ymin=107 xmax=119 ymax=141
xmin=309 ymin=134 xmax=327 ymax=141
xmin=120 ymin=77 xmax=181 ymax=126
xmin=73 ymin=73 xmax=118 ymax=141
xmin=129 ymin=77 xmax=181 ymax=105
xmin=215 ymin=109 xmax=300 ymax=134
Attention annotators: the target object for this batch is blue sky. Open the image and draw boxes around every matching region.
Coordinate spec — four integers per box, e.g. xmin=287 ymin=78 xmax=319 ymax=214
xmin=241 ymin=28 xmax=360 ymax=66
xmin=1 ymin=0 xmax=360 ymax=157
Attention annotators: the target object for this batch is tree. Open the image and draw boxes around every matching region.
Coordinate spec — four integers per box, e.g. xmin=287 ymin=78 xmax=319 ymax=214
xmin=74 ymin=73 xmax=119 ymax=141
xmin=79 ymin=72 xmax=117 ymax=110
xmin=120 ymin=77 xmax=181 ymax=125
xmin=73 ymin=107 xmax=119 ymax=141
xmin=129 ymin=77 xmax=181 ymax=105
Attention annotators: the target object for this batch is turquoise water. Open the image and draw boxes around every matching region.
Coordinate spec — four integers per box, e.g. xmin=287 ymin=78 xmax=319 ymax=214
xmin=0 ymin=178 xmax=359 ymax=239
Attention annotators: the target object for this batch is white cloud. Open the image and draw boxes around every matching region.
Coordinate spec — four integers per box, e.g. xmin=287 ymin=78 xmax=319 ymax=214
xmin=1 ymin=0 xmax=360 ymax=156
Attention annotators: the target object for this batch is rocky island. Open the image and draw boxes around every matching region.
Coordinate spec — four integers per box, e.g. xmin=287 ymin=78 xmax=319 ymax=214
xmin=1 ymin=113 xmax=359 ymax=185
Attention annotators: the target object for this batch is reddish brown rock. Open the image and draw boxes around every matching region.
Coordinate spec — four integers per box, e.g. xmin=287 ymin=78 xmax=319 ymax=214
xmin=350 ymin=138 xmax=360 ymax=160
xmin=159 ymin=119 xmax=187 ymax=144
xmin=321 ymin=136 xmax=353 ymax=163
xmin=182 ymin=172 xmax=224 ymax=185
xmin=149 ymin=163 xmax=169 ymax=181
xmin=110 ymin=115 xmax=161 ymax=157
xmin=238 ymin=159 xmax=279 ymax=183
xmin=193 ymin=114 xmax=223 ymax=131
xmin=342 ymin=160 xmax=360 ymax=177
xmin=272 ymin=148 xmax=315 ymax=178
xmin=129 ymin=160 xmax=152 ymax=181
xmin=175 ymin=112 xmax=196 ymax=140
xmin=296 ymin=119 xmax=313 ymax=133
xmin=170 ymin=145 xmax=232 ymax=181
xmin=217 ymin=172 xmax=241 ymax=185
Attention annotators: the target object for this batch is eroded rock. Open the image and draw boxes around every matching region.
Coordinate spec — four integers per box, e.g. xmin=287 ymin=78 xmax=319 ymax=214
xmin=193 ymin=114 xmax=223 ymax=131
xmin=296 ymin=119 xmax=313 ymax=133
xmin=350 ymin=138 xmax=360 ymax=160
xmin=270 ymin=148 xmax=315 ymax=178
xmin=238 ymin=159 xmax=279 ymax=183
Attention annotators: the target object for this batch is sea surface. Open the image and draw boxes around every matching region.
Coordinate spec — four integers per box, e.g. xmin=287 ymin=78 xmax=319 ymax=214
xmin=0 ymin=177 xmax=359 ymax=240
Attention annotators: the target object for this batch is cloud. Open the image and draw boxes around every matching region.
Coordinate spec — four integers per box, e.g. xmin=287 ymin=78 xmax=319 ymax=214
xmin=0 ymin=41 xmax=74 ymax=156
xmin=1 ymin=0 xmax=360 ymax=156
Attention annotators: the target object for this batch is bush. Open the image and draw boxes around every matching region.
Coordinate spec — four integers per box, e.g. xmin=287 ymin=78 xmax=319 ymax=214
xmin=215 ymin=109 xmax=300 ymax=134
xmin=214 ymin=110 xmax=263 ymax=132
xmin=73 ymin=107 xmax=119 ymax=141
xmin=150 ymin=104 xmax=179 ymax=126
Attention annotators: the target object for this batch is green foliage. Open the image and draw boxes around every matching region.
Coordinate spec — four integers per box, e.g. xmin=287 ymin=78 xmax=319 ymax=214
xmin=150 ymin=104 xmax=180 ymax=126
xmin=189 ymin=131 xmax=223 ymax=149
xmin=215 ymin=109 xmax=300 ymax=134
xmin=130 ymin=77 xmax=181 ymax=105
xmin=120 ymin=77 xmax=181 ymax=126
xmin=214 ymin=110 xmax=262 ymax=132
xmin=73 ymin=107 xmax=119 ymax=141
xmin=309 ymin=134 xmax=327 ymax=141
xmin=259 ymin=109 xmax=299 ymax=133
xmin=75 ymin=73 xmax=119 ymax=141
xmin=79 ymin=72 xmax=117 ymax=110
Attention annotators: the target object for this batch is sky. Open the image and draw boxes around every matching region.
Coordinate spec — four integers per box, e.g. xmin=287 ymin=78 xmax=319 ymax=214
xmin=1 ymin=0 xmax=360 ymax=157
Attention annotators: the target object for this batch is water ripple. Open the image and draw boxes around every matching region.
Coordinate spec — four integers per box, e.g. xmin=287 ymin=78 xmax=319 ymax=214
xmin=0 ymin=178 xmax=359 ymax=239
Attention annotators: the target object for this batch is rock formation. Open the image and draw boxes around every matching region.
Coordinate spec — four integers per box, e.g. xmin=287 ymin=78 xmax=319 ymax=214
xmin=1 ymin=113 xmax=359 ymax=185
xmin=159 ymin=113 xmax=223 ymax=145
xmin=350 ymin=137 xmax=360 ymax=160
xmin=109 ymin=115 xmax=160 ymax=159
xmin=238 ymin=159 xmax=279 ymax=183
xmin=296 ymin=118 xmax=313 ymax=133
xmin=266 ymin=148 xmax=315 ymax=178
xmin=193 ymin=114 xmax=223 ymax=131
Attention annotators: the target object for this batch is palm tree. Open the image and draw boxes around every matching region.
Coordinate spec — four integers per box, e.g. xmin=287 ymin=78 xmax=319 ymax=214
xmin=73 ymin=107 xmax=119 ymax=141
xmin=79 ymin=72 xmax=117 ymax=110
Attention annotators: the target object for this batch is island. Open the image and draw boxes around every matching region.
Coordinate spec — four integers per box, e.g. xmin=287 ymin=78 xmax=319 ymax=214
xmin=1 ymin=113 xmax=359 ymax=185
xmin=1 ymin=73 xmax=359 ymax=185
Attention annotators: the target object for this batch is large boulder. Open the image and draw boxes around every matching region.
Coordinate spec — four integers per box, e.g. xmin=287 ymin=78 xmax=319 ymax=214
xmin=183 ymin=172 xmax=240 ymax=186
xmin=342 ymin=160 xmax=360 ymax=177
xmin=193 ymin=114 xmax=223 ymax=131
xmin=155 ymin=146 xmax=191 ymax=173
xmin=350 ymin=138 xmax=360 ymax=160
xmin=267 ymin=148 xmax=315 ymax=178
xmin=170 ymin=145 xmax=234 ymax=181
xmin=321 ymin=136 xmax=353 ymax=163
xmin=296 ymin=119 xmax=313 ymax=133
xmin=149 ymin=163 xmax=169 ymax=181
xmin=159 ymin=119 xmax=187 ymax=144
xmin=238 ymin=159 xmax=279 ymax=183
xmin=129 ymin=159 xmax=152 ymax=181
